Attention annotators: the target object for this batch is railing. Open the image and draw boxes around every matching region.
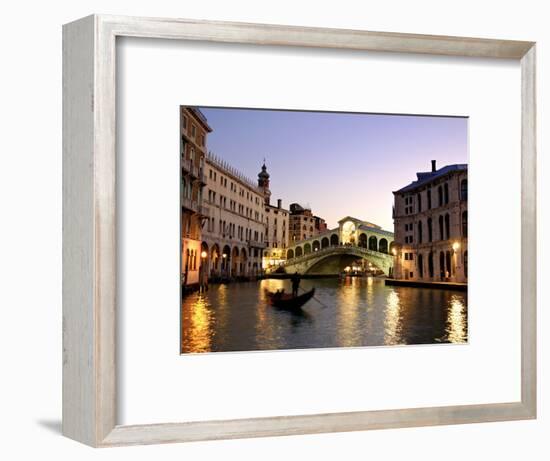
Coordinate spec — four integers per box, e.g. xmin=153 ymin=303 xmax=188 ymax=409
xmin=247 ymin=239 xmax=267 ymax=249
xmin=284 ymin=244 xmax=392 ymax=265
xmin=199 ymin=205 xmax=209 ymax=217
xmin=181 ymin=158 xmax=203 ymax=181
xmin=181 ymin=196 xmax=200 ymax=213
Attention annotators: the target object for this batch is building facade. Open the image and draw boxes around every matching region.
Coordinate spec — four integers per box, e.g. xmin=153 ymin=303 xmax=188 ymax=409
xmin=201 ymin=154 xmax=267 ymax=278
xmin=288 ymin=203 xmax=327 ymax=243
xmin=181 ymin=107 xmax=297 ymax=284
xmin=180 ymin=107 xmax=211 ymax=287
xmin=257 ymin=163 xmax=290 ymax=270
xmin=264 ymin=199 xmax=290 ymax=270
xmin=392 ymin=160 xmax=468 ymax=283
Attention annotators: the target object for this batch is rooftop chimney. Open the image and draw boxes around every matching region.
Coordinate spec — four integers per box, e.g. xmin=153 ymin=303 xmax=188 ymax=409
xmin=431 ymin=160 xmax=437 ymax=172
xmin=277 ymin=199 xmax=282 ymax=209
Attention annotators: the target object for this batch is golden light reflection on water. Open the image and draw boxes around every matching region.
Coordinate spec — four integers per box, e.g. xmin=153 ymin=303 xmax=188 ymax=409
xmin=255 ymin=279 xmax=286 ymax=347
xmin=446 ymin=294 xmax=467 ymax=343
xmin=384 ymin=290 xmax=403 ymax=345
xmin=181 ymin=294 xmax=213 ymax=353
xmin=181 ymin=278 xmax=468 ymax=352
xmin=337 ymin=278 xmax=361 ymax=347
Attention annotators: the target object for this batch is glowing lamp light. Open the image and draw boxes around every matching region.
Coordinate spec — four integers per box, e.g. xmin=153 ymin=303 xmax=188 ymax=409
xmin=222 ymin=253 xmax=227 ymax=259
xmin=201 ymin=251 xmax=208 ymax=259
xmin=392 ymin=248 xmax=397 ymax=255
xmin=344 ymin=266 xmax=351 ymax=273
xmin=452 ymin=242 xmax=460 ymax=252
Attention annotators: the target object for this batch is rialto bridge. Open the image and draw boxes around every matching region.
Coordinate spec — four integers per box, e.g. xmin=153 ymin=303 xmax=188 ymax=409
xmin=283 ymin=217 xmax=395 ymax=276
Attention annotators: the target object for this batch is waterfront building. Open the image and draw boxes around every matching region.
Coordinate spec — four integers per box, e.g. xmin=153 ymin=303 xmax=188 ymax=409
xmin=264 ymin=198 xmax=290 ymax=271
xmin=180 ymin=107 xmax=211 ymax=287
xmin=201 ymin=154 xmax=267 ymax=278
xmin=257 ymin=162 xmax=290 ymax=270
xmin=288 ymin=203 xmax=327 ymax=243
xmin=315 ymin=216 xmax=328 ymax=233
xmin=392 ymin=160 xmax=468 ymax=283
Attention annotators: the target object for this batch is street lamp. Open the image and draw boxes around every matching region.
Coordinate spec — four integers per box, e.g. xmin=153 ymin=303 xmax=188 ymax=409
xmin=199 ymin=251 xmax=208 ymax=292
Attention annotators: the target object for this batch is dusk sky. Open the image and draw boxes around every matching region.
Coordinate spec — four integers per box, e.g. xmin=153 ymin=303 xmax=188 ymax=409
xmin=199 ymin=107 xmax=468 ymax=231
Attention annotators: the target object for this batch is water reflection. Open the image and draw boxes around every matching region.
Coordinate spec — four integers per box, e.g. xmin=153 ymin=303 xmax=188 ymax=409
xmin=181 ymin=277 xmax=467 ymax=353
xmin=384 ymin=290 xmax=402 ymax=345
xmin=446 ymin=294 xmax=468 ymax=343
xmin=181 ymin=294 xmax=213 ymax=353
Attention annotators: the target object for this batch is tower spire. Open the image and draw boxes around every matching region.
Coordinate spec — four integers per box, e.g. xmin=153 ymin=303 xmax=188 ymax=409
xmin=257 ymin=159 xmax=271 ymax=205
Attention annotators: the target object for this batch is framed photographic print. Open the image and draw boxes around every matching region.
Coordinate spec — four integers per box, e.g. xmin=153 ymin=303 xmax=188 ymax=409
xmin=179 ymin=106 xmax=469 ymax=354
xmin=63 ymin=15 xmax=536 ymax=447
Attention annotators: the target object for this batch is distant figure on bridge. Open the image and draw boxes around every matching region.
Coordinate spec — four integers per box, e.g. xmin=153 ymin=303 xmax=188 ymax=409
xmin=291 ymin=271 xmax=301 ymax=297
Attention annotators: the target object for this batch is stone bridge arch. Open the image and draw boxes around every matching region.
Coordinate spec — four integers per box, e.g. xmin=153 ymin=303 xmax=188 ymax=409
xmin=282 ymin=245 xmax=393 ymax=276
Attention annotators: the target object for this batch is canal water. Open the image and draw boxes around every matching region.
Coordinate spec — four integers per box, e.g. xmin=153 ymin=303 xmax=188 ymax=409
xmin=181 ymin=277 xmax=467 ymax=353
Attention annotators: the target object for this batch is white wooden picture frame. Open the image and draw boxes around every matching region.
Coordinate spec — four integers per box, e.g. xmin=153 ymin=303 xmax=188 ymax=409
xmin=62 ymin=14 xmax=536 ymax=447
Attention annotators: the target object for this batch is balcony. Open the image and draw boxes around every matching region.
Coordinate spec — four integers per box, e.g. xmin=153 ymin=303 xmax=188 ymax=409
xmin=181 ymin=196 xmax=200 ymax=213
xmin=198 ymin=204 xmax=209 ymax=217
xmin=247 ymin=239 xmax=267 ymax=249
xmin=181 ymin=158 xmax=200 ymax=179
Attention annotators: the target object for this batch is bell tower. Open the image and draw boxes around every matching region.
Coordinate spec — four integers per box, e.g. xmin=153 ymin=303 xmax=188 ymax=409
xmin=258 ymin=161 xmax=271 ymax=205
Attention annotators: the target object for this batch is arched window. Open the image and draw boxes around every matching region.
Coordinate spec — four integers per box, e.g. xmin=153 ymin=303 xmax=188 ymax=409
xmin=464 ymin=251 xmax=468 ymax=278
xmin=439 ymin=251 xmax=445 ymax=280
xmin=462 ymin=211 xmax=468 ymax=237
xmin=304 ymin=243 xmax=311 ymax=254
xmin=445 ymin=251 xmax=452 ymax=277
xmin=438 ymin=186 xmax=443 ymax=207
xmin=427 ymin=217 xmax=433 ymax=242
xmin=379 ymin=238 xmax=388 ymax=253
xmin=417 ymin=193 xmax=422 ymax=212
xmin=302 ymin=225 xmax=306 ymax=231
xmin=427 ymin=187 xmax=432 ymax=209
xmin=321 ymin=237 xmax=329 ymax=248
xmin=444 ymin=213 xmax=450 ymax=240
xmin=358 ymin=233 xmax=367 ymax=248
xmin=460 ymin=179 xmax=468 ymax=201
xmin=417 ymin=221 xmax=423 ymax=244
xmin=444 ymin=183 xmax=449 ymax=204
xmin=428 ymin=252 xmax=434 ymax=278
xmin=418 ymin=253 xmax=424 ymax=278
xmin=287 ymin=249 xmax=294 ymax=259
xmin=295 ymin=246 xmax=303 ymax=257
xmin=439 ymin=215 xmax=444 ymax=240
xmin=368 ymin=236 xmax=378 ymax=251
xmin=330 ymin=234 xmax=339 ymax=246
xmin=312 ymin=240 xmax=320 ymax=251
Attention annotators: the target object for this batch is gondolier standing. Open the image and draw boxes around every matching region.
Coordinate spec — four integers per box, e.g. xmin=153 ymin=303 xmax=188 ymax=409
xmin=291 ymin=271 xmax=301 ymax=298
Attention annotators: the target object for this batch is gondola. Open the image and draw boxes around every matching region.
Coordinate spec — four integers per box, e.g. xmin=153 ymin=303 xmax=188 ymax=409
xmin=265 ymin=288 xmax=315 ymax=311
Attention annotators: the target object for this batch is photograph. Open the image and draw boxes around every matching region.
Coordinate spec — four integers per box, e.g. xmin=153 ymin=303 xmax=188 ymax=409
xmin=180 ymin=106 xmax=468 ymax=353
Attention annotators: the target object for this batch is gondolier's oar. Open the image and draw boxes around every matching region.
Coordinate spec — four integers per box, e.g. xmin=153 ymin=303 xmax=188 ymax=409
xmin=298 ymin=286 xmax=330 ymax=309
